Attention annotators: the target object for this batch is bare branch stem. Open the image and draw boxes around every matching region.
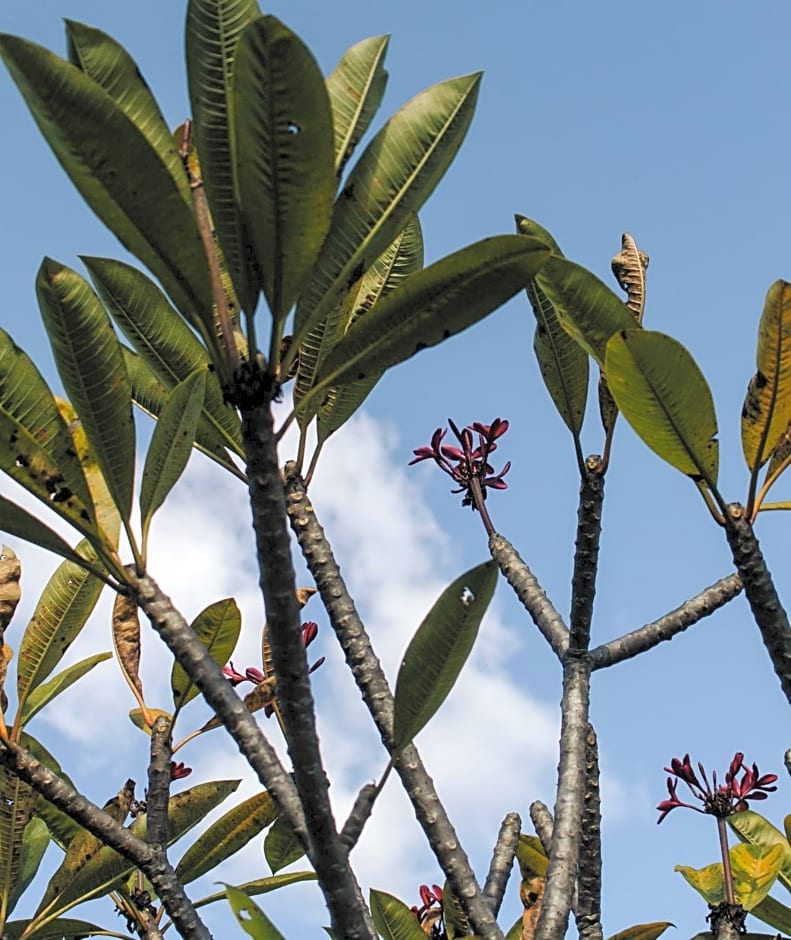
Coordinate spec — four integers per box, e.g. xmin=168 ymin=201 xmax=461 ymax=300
xmin=484 ymin=812 xmax=521 ymax=917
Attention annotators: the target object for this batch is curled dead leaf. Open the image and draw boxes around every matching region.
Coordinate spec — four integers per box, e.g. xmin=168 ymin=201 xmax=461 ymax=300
xmin=0 ymin=545 xmax=21 ymax=634
xmin=112 ymin=593 xmax=143 ymax=697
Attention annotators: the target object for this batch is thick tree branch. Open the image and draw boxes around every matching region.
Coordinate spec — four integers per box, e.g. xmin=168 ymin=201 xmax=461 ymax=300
xmin=575 ymin=724 xmax=603 ymax=940
xmin=724 ymin=504 xmax=791 ymax=706
xmin=146 ymin=715 xmax=172 ymax=853
xmin=535 ymin=655 xmax=591 ymax=940
xmin=569 ymin=459 xmax=604 ymax=653
xmin=589 ymin=573 xmax=742 ymax=670
xmin=340 ymin=782 xmax=379 ymax=851
xmin=239 ymin=403 xmax=375 ymax=940
xmin=488 ymin=533 xmax=569 ymax=659
xmin=484 ymin=812 xmax=521 ymax=917
xmin=0 ymin=740 xmax=210 ymax=940
xmin=529 ymin=801 xmax=554 ymax=856
xmin=284 ymin=467 xmax=504 ymax=940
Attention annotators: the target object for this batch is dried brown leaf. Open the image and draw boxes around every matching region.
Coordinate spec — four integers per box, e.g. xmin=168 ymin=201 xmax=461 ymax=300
xmin=520 ymin=874 xmax=546 ymax=940
xmin=611 ymin=232 xmax=649 ymax=323
xmin=112 ymin=593 xmax=143 ymax=697
xmin=243 ymin=676 xmax=278 ymax=715
xmin=0 ymin=546 xmax=21 ymax=635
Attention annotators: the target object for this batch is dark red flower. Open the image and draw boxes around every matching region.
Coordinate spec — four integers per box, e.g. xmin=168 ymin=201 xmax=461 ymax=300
xmin=170 ymin=761 xmax=192 ymax=781
xmin=410 ymin=418 xmax=511 ymax=509
xmin=657 ymin=752 xmax=777 ymax=823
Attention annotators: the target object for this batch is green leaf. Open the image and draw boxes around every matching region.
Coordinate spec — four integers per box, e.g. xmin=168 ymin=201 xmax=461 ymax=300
xmin=192 ymin=871 xmax=316 ymax=910
xmin=186 ymin=0 xmax=261 ymax=315
xmin=20 ymin=652 xmax=111 ymax=727
xmin=171 ymin=598 xmax=241 ymax=710
xmin=17 ymin=541 xmax=104 ymax=709
xmin=607 ymin=923 xmax=675 ymax=940
xmin=6 ymin=817 xmax=50 ymax=916
xmin=226 ymin=885 xmax=286 ymax=940
xmin=0 ymin=35 xmax=214 ymax=341
xmin=538 ymin=254 xmax=636 ymax=366
xmin=2 ymin=917 xmax=128 ymax=939
xmin=515 ymin=834 xmax=549 ymax=878
xmin=751 ymin=894 xmax=791 ymax=935
xmin=316 ymin=215 xmax=424 ymax=442
xmin=605 ymin=330 xmax=719 ymax=488
xmin=264 ymin=814 xmax=305 ymax=874
xmin=515 ymin=216 xmax=588 ymax=438
xmin=730 ymin=842 xmax=784 ymax=910
xmin=140 ymin=369 xmax=206 ymax=550
xmin=730 ymin=809 xmax=791 ymax=890
xmin=393 ymin=561 xmax=497 ymax=750
xmin=63 ymin=19 xmax=187 ymax=198
xmin=675 ymin=861 xmax=727 ymax=905
xmin=128 ymin=706 xmax=173 ymax=734
xmin=0 ymin=768 xmax=37 ymax=926
xmin=122 ymin=347 xmax=245 ymax=481
xmin=292 ymin=70 xmax=482 ymax=391
xmin=741 ymin=280 xmax=791 ymax=471
xmin=0 ymin=498 xmax=99 ymax=573
xmin=36 ymin=259 xmax=135 ymax=523
xmin=326 ymin=35 xmax=389 ymax=176
xmin=177 ymin=790 xmax=277 ymax=884
xmin=369 ymin=889 xmax=426 ymax=940
xmin=0 ymin=330 xmax=96 ymax=537
xmin=307 ymin=235 xmax=550 ymax=414
xmin=38 ymin=779 xmax=239 ymax=919
xmin=505 ymin=918 xmax=523 ymax=940
xmin=232 ymin=15 xmax=335 ymax=323
xmin=84 ymin=257 xmax=244 ymax=457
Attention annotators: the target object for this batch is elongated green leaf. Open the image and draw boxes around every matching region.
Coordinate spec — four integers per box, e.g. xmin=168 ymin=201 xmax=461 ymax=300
xmin=186 ymin=0 xmax=261 ymax=315
xmin=605 ymin=330 xmax=719 ymax=487
xmin=6 ymin=817 xmax=50 ymax=916
xmin=292 ymin=71 xmax=482 ymax=392
xmin=63 ymin=19 xmax=187 ymax=197
xmin=0 ymin=330 xmax=96 ymax=536
xmin=17 ymin=540 xmax=103 ymax=709
xmin=20 ymin=652 xmax=111 ymax=726
xmin=607 ymin=923 xmax=674 ymax=940
xmin=193 ymin=871 xmax=316 ymax=910
xmin=516 ymin=216 xmax=588 ymax=437
xmin=233 ymin=15 xmax=335 ymax=322
xmin=751 ymin=894 xmax=791 ymax=935
xmin=741 ymin=280 xmax=791 ymax=471
xmin=516 ymin=835 xmax=549 ymax=878
xmin=171 ymin=598 xmax=241 ymax=709
xmin=37 ymin=259 xmax=135 ymax=523
xmin=317 ymin=215 xmax=424 ymax=442
xmin=730 ymin=842 xmax=784 ymax=910
xmin=539 ymin=255 xmax=636 ymax=366
xmin=176 ymin=790 xmax=277 ymax=884
xmin=85 ymin=257 xmax=244 ymax=456
xmin=2 ymin=917 xmax=127 ymax=940
xmin=38 ymin=780 xmax=239 ymax=919
xmin=393 ymin=561 xmax=497 ymax=750
xmin=140 ymin=370 xmax=206 ymax=549
xmin=326 ymin=35 xmax=389 ymax=176
xmin=0 ymin=498 xmax=98 ymax=573
xmin=370 ymin=889 xmax=426 ymax=940
xmin=0 ymin=768 xmax=37 ymax=926
xmin=226 ymin=885 xmax=286 ymax=940
xmin=307 ymin=236 xmax=549 ymax=417
xmin=730 ymin=809 xmax=791 ymax=889
xmin=122 ymin=347 xmax=245 ymax=481
xmin=0 ymin=35 xmax=214 ymax=339
xmin=264 ymin=815 xmax=305 ymax=874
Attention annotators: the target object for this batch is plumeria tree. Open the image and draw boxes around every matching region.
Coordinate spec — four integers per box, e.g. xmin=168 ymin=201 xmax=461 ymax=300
xmin=1 ymin=3 xmax=791 ymax=940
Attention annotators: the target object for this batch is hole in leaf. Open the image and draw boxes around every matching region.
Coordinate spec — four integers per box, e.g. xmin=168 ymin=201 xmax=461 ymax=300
xmin=286 ymin=121 xmax=300 ymax=135
xmin=460 ymin=587 xmax=475 ymax=607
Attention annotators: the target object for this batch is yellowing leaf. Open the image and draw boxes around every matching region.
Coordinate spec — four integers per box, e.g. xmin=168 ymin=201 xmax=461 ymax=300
xmin=730 ymin=841 xmax=784 ymax=909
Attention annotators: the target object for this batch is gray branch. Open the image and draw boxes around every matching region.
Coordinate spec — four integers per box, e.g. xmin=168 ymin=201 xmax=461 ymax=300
xmin=535 ymin=655 xmax=591 ymax=940
xmin=0 ymin=739 xmax=210 ymax=940
xmin=529 ymin=801 xmax=554 ymax=856
xmin=489 ymin=533 xmax=569 ymax=659
xmin=484 ymin=812 xmax=521 ymax=917
xmin=340 ymin=782 xmax=379 ymax=852
xmin=724 ymin=504 xmax=791 ymax=706
xmin=589 ymin=574 xmax=742 ymax=670
xmin=284 ymin=467 xmax=504 ymax=940
xmin=240 ymin=403 xmax=375 ymax=940
xmin=146 ymin=715 xmax=172 ymax=853
xmin=569 ymin=460 xmax=605 ymax=653
xmin=575 ymin=724 xmax=603 ymax=940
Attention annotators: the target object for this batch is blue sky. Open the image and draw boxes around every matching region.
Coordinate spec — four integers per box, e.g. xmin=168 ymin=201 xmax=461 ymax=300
xmin=2 ymin=2 xmax=791 ymax=937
